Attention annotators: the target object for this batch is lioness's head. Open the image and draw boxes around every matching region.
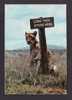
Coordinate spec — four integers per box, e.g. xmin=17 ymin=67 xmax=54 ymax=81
xmin=25 ymin=31 xmax=37 ymax=45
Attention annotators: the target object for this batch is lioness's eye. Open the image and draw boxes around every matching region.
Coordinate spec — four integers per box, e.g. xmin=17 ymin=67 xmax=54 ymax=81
xmin=32 ymin=37 xmax=35 ymax=40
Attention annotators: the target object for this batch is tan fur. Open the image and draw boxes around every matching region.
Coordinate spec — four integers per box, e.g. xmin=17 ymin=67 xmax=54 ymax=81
xmin=25 ymin=31 xmax=56 ymax=75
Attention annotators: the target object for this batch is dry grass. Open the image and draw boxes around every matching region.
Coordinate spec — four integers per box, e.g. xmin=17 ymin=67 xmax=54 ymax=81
xmin=5 ymin=83 xmax=67 ymax=95
xmin=5 ymin=49 xmax=67 ymax=95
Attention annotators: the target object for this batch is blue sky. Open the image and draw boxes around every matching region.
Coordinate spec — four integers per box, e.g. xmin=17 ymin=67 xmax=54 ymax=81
xmin=5 ymin=4 xmax=66 ymax=50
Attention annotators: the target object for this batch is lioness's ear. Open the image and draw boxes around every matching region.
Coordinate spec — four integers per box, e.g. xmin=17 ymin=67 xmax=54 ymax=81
xmin=33 ymin=31 xmax=37 ymax=36
xmin=25 ymin=32 xmax=27 ymax=35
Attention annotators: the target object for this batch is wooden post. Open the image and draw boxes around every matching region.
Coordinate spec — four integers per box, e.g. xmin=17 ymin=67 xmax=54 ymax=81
xmin=30 ymin=17 xmax=54 ymax=74
xmin=39 ymin=28 xmax=49 ymax=74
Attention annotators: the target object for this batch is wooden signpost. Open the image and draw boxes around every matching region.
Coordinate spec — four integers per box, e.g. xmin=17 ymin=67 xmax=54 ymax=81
xmin=30 ymin=17 xmax=54 ymax=74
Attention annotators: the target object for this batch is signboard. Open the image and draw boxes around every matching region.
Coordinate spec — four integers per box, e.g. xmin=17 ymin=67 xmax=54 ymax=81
xmin=30 ymin=17 xmax=54 ymax=29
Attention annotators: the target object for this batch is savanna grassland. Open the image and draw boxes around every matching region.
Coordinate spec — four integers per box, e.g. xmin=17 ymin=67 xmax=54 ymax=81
xmin=5 ymin=48 xmax=67 ymax=95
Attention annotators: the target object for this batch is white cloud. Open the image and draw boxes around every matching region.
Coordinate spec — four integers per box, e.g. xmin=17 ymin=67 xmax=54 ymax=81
xmin=5 ymin=4 xmax=66 ymax=50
